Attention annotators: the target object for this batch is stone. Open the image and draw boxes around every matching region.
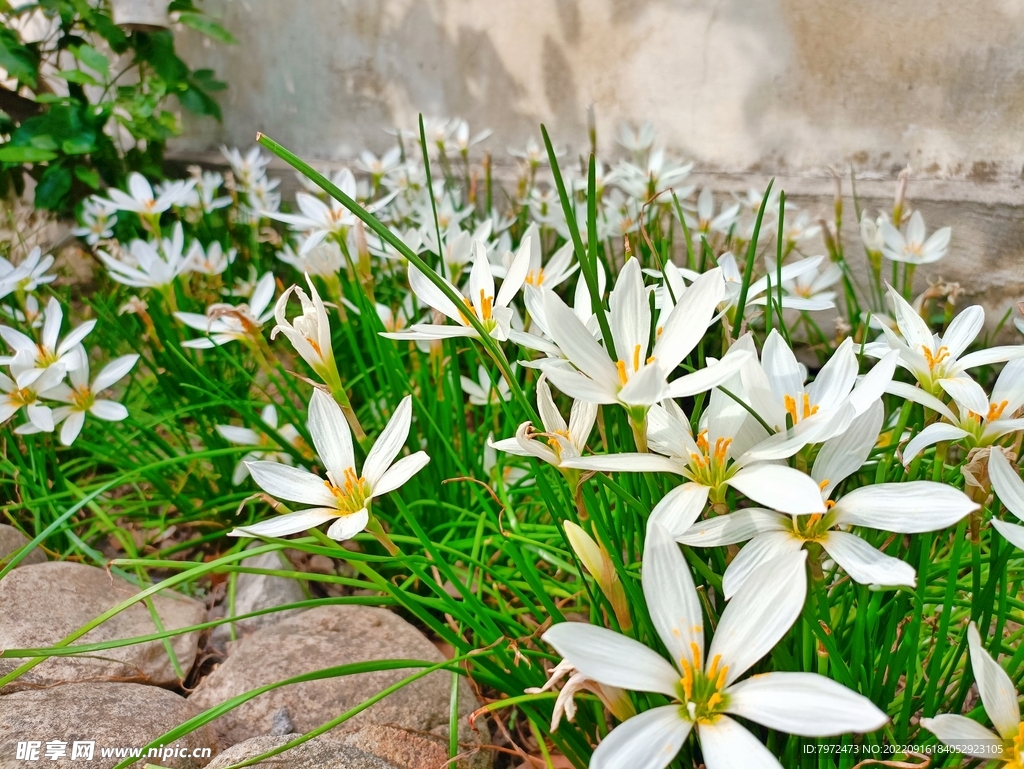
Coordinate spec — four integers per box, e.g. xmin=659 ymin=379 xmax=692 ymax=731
xmin=0 ymin=682 xmax=217 ymax=769
xmin=0 ymin=524 xmax=45 ymax=568
xmin=204 ymin=735 xmax=397 ymax=769
xmin=188 ymin=606 xmax=482 ymax=749
xmin=210 ymin=547 xmax=307 ymax=648
xmin=342 ymin=724 xmax=491 ymax=769
xmin=0 ymin=562 xmax=205 ymax=691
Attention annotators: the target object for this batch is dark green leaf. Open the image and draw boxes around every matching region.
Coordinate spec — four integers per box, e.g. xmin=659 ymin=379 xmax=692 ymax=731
xmin=0 ymin=28 xmax=38 ymax=88
xmin=70 ymin=43 xmax=109 ymax=78
xmin=178 ymin=85 xmax=221 ymax=121
xmin=0 ymin=145 xmax=57 ymax=163
xmin=176 ymin=12 xmax=237 ymax=44
xmin=34 ymin=164 xmax=72 ymax=209
xmin=54 ymin=69 xmax=100 ymax=86
xmin=73 ymin=165 xmax=100 ymax=189
xmin=61 ymin=133 xmax=95 ymax=154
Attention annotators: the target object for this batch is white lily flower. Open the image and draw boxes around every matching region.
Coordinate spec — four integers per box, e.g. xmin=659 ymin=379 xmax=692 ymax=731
xmin=186 ymin=241 xmax=237 ymax=276
xmin=880 ymin=210 xmax=951 ymax=265
xmin=0 ymin=247 xmax=57 ymax=300
xmin=221 ymin=146 xmax=271 ymax=187
xmin=542 ymin=524 xmax=887 ymax=769
xmin=921 ymin=623 xmax=1021 ymax=762
xmin=860 ymin=212 xmax=886 ymax=253
xmin=460 ymin=364 xmax=511 ymax=406
xmin=0 ymin=296 xmax=95 ymax=385
xmin=539 ymin=260 xmax=743 ymax=422
xmin=525 ymin=659 xmax=634 ymax=732
xmin=782 ymin=210 xmax=822 ymax=246
xmin=685 ymin=187 xmax=741 ymax=241
xmin=512 ymin=224 xmax=578 ymax=291
xmin=508 ymin=136 xmax=554 ymax=166
xmin=566 ymin=340 xmax=828 ymax=514
xmin=490 ymin=374 xmax=597 ymax=471
xmin=272 ymin=275 xmax=342 ymax=390
xmin=216 ymin=404 xmax=303 ymax=485
xmin=617 ymin=121 xmax=656 ymax=155
xmin=355 ymin=147 xmax=403 ymax=180
xmin=276 ymin=239 xmax=345 ymax=278
xmin=175 ymin=272 xmax=277 ymax=349
xmin=0 ymin=354 xmax=66 ymax=433
xmin=41 ymin=347 xmax=138 ymax=446
xmin=987 ymin=449 xmax=1024 ymax=552
xmin=105 ymin=172 xmax=195 ymax=216
xmin=382 ymin=239 xmax=529 ymax=342
xmin=866 ymin=286 xmax=1024 ymax=401
xmin=98 ymin=223 xmax=192 ymax=290
xmin=72 ymin=197 xmax=117 ymax=245
xmin=899 ymin=358 xmax=1024 ymax=465
xmin=672 ymin=403 xmax=977 ymax=597
xmin=765 ymin=256 xmax=842 ymax=310
xmin=607 ymin=148 xmax=694 ymax=199
xmin=719 ymin=253 xmax=837 ymax=313
xmin=233 ymin=390 xmax=429 ymax=541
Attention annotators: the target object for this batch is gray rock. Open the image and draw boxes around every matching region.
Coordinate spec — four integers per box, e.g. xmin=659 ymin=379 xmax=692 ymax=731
xmin=204 ymin=735 xmax=397 ymax=769
xmin=188 ymin=606 xmax=481 ymax=748
xmin=0 ymin=562 xmax=205 ymax=691
xmin=0 ymin=682 xmax=217 ymax=769
xmin=0 ymin=524 xmax=45 ymax=568
xmin=342 ymin=724 xmax=491 ymax=769
xmin=210 ymin=547 xmax=307 ymax=648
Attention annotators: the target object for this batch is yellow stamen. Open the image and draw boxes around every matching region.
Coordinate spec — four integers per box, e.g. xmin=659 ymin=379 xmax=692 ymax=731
xmin=525 ymin=268 xmax=545 ymax=286
xmin=478 ymin=289 xmax=493 ymax=321
xmin=987 ymin=400 xmax=1010 ymax=422
xmin=921 ymin=345 xmax=950 ymax=371
xmin=632 ymin=344 xmax=641 ymax=372
xmin=615 ymin=360 xmax=628 ymax=387
xmin=818 ymin=479 xmax=830 ymax=492
xmin=690 ymin=642 xmax=702 ymax=672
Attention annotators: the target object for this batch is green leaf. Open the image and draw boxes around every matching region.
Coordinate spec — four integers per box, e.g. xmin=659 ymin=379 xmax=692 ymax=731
xmin=0 ymin=28 xmax=38 ymax=88
xmin=70 ymin=44 xmax=110 ymax=78
xmin=61 ymin=133 xmax=96 ymax=155
xmin=34 ymin=164 xmax=72 ymax=210
xmin=34 ymin=93 xmax=68 ymax=104
xmin=176 ymin=12 xmax=237 ymax=44
xmin=0 ymin=145 xmax=57 ymax=163
xmin=73 ymin=165 xmax=100 ymax=189
xmin=178 ymin=85 xmax=221 ymax=121
xmin=54 ymin=69 xmax=100 ymax=86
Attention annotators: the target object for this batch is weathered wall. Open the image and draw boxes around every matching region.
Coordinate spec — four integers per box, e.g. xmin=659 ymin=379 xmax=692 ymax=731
xmin=170 ymin=0 xmax=1024 ymax=318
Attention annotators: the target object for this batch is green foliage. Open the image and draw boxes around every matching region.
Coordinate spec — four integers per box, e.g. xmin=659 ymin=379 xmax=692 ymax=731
xmin=0 ymin=0 xmax=230 ymax=213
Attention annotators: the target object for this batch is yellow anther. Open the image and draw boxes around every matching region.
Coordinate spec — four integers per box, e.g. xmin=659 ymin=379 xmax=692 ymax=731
xmin=615 ymin=360 xmax=629 ymax=387
xmin=478 ymin=289 xmax=493 ymax=320
xmin=825 ymin=499 xmax=836 ymax=510
xmin=802 ymin=393 xmax=818 ymax=419
xmin=713 ymin=437 xmax=732 ymax=464
xmin=696 ymin=430 xmax=709 ymax=454
xmin=656 ymin=325 xmax=664 ymax=337
xmin=784 ymin=394 xmax=798 ymax=423
xmin=632 ymin=344 xmax=642 ymax=372
xmin=715 ymin=664 xmax=729 ymax=690
xmin=690 ymin=642 xmax=702 ymax=672
xmin=987 ymin=400 xmax=1010 ymax=422
xmin=706 ymin=692 xmax=723 ymax=710
xmin=921 ymin=345 xmax=950 ymax=371
xmin=706 ymin=654 xmax=722 ymax=681
xmin=525 ymin=268 xmax=545 ymax=286
xmin=646 ymin=355 xmax=656 ymax=365
xmin=818 ymin=479 xmax=830 ymax=492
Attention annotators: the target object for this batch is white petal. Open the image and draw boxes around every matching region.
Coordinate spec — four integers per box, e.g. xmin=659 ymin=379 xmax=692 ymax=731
xmin=563 ymin=452 xmax=685 ymax=475
xmin=664 ymin=351 xmax=751 ymax=399
xmin=468 ymin=242 xmax=496 ymax=316
xmin=27 ymin=404 xmax=54 ymax=432
xmin=59 ymin=410 xmax=86 ymax=446
xmin=697 ymin=716 xmax=782 ymax=769
xmin=847 ymin=350 xmax=898 ymax=415
xmin=761 ymin=329 xmax=804 ymax=401
xmin=608 ymin=259 xmax=649 ymax=364
xmin=654 ymin=268 xmax=724 ymax=371
xmin=710 ymin=549 xmax=808 ymax=682
xmin=216 ymin=425 xmax=261 ymax=446
xmin=807 ymin=338 xmax=857 ymax=410
xmin=958 ymin=345 xmax=1024 ymax=371
xmin=918 ymin=715 xmax=1003 ymax=760
xmin=727 ymin=464 xmax=826 ymax=514
xmin=246 ymin=461 xmax=338 ymax=507
xmin=93 ymin=354 xmax=139 ymax=391
xmin=833 ymin=482 xmax=976 ymax=532
xmin=992 ymin=519 xmax=1024 ymax=552
xmin=676 ymin=509 xmax=788 ymax=548
xmin=537 ymin=376 xmax=568 ymax=434
xmin=968 ymin=622 xmax=1020 ymax=740
xmin=308 ymin=389 xmax=355 ymax=483
xmin=89 ymin=399 xmax=128 ymax=421
xmin=326 ymin=508 xmax=370 ymax=541
xmin=495 ymin=238 xmax=530 ymax=308
xmin=363 ymin=395 xmax=413 ymax=487
xmin=721 ymin=531 xmax=806 ymax=599
xmin=943 ymin=306 xmax=984 ymax=360
xmin=56 ymin=320 xmax=96 ymax=357
xmin=885 ymin=380 xmax=958 ymax=422
xmin=618 ymin=363 xmax=668 ymax=408
xmin=408 ymin=263 xmax=463 ymax=323
xmin=887 ymin=285 xmax=933 ymax=351
xmin=812 ymin=400 xmax=883 ymax=496
xmin=543 ymin=289 xmax=620 ymax=386
xmin=591 ymin=706 xmax=690 ymax=769
xmin=989 ymin=448 xmax=1024 ymax=521
xmin=230 ymin=508 xmax=338 ymax=538
xmin=541 ymin=622 xmax=680 ymax=696
xmin=938 ymin=375 xmax=989 ymax=417
xmin=643 ymin=522 xmax=704 ymax=673
xmin=901 ymin=422 xmax=970 ymax=466
xmin=372 ymin=452 xmax=429 ymax=496
xmin=649 ymin=483 xmax=709 ymax=538
xmin=820 ymin=531 xmax=916 ymax=588
xmin=726 ymin=672 xmax=888 ymax=736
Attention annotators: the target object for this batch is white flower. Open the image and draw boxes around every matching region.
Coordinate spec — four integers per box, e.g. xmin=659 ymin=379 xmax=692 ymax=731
xmin=880 ymin=211 xmax=951 ymax=264
xmin=451 ymin=120 xmax=492 ymax=154
xmin=766 ymin=256 xmax=843 ymax=310
xmin=460 ymin=365 xmax=511 ymax=406
xmin=541 ymin=524 xmax=887 ymax=769
xmin=525 ymin=659 xmax=634 ymax=732
xmin=382 ymin=239 xmax=529 ymax=342
xmin=900 ymin=358 xmax=1024 ymax=465
xmin=616 ymin=121 xmax=656 ymax=155
xmin=186 ymin=241 xmax=237 ymax=276
xmin=719 ymin=253 xmax=837 ymax=313
xmin=490 ymin=374 xmax=597 ymax=471
xmin=216 ymin=404 xmax=302 ymax=485
xmin=0 ymin=247 xmax=57 ymax=300
xmin=539 ymin=261 xmax=743 ymax=420
xmin=73 ymin=197 xmax=117 ymax=245
xmin=98 ymin=223 xmax=191 ymax=290
xmin=868 ymin=286 xmax=1024 ymax=402
xmin=356 ymin=147 xmax=403 ymax=180
xmin=276 ymin=240 xmax=345 ymax=278
xmin=508 ymin=136 xmax=555 ymax=166
xmin=221 ymin=146 xmax=271 ymax=190
xmin=175 ymin=272 xmax=276 ymax=349
xmin=105 ymin=172 xmax=195 ymax=216
xmin=671 ymin=403 xmax=977 ymax=597
xmin=42 ymin=347 xmax=137 ymax=446
xmin=860 ymin=212 xmax=886 ymax=253
xmin=233 ymin=391 xmax=429 ymax=541
xmin=987 ymin=449 xmax=1024 ymax=552
xmin=607 ymin=149 xmax=694 ymax=199
xmin=921 ymin=623 xmax=1021 ymax=762
xmin=0 ymin=355 xmax=66 ymax=433
xmin=0 ymin=296 xmax=95 ymax=385
xmin=685 ymin=187 xmax=741 ymax=240
xmin=272 ymin=275 xmax=342 ymax=389
xmin=782 ymin=211 xmax=822 ymax=246
xmin=513 ymin=223 xmax=577 ymax=291
xmin=185 ymin=170 xmax=232 ymax=213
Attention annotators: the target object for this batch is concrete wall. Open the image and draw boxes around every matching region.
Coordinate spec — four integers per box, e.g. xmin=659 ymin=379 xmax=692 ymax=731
xmin=170 ymin=0 xmax=1024 ymax=318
